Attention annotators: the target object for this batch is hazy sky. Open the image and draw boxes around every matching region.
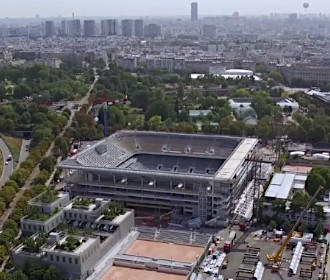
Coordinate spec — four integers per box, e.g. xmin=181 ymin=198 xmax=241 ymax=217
xmin=0 ymin=0 xmax=327 ymax=18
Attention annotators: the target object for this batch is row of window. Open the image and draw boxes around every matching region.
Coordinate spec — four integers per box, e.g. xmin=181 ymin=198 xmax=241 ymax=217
xmin=65 ymin=212 xmax=89 ymax=220
xmin=49 ymin=254 xmax=79 ymax=265
xmin=23 ymin=214 xmax=62 ymax=232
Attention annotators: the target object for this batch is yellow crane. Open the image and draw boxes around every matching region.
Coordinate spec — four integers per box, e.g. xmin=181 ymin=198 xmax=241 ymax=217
xmin=267 ymin=185 xmax=323 ymax=272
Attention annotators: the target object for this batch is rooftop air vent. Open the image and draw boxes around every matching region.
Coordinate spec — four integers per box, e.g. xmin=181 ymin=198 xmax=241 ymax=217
xmin=95 ymin=143 xmax=107 ymax=155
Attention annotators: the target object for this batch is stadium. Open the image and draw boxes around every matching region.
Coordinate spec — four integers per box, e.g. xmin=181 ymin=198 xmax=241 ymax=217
xmin=59 ymin=130 xmax=258 ymax=227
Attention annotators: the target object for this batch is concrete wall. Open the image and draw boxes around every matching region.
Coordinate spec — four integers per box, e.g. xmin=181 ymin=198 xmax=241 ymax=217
xmin=44 ymin=237 xmax=100 ymax=280
xmin=21 ymin=210 xmax=64 ymax=235
xmin=118 ymin=210 xmax=135 ymax=239
xmin=30 ymin=193 xmax=70 ymax=215
xmin=64 ymin=201 xmax=109 ymax=223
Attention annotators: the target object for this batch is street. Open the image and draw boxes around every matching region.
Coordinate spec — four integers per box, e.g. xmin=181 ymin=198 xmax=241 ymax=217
xmin=17 ymin=138 xmax=31 ymax=168
xmin=0 ymin=137 xmax=14 ymax=187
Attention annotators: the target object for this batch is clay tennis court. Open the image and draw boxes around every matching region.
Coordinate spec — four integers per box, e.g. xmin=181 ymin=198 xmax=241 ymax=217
xmin=125 ymin=240 xmax=204 ymax=263
xmin=102 ymin=266 xmax=187 ymax=280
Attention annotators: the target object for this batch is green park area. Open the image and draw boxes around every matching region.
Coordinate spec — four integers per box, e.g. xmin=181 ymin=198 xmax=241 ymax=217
xmin=0 ymin=134 xmax=22 ymax=163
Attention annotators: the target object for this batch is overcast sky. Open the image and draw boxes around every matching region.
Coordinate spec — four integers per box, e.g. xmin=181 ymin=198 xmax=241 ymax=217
xmin=0 ymin=0 xmax=326 ymax=18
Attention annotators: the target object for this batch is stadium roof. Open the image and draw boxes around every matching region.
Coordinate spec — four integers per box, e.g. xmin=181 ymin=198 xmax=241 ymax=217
xmin=215 ymin=138 xmax=258 ymax=181
xmin=59 ymin=131 xmax=257 ymax=181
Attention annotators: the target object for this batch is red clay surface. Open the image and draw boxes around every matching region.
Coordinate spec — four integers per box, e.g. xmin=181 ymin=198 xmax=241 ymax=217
xmin=126 ymin=240 xmax=204 ymax=263
xmin=102 ymin=266 xmax=187 ymax=280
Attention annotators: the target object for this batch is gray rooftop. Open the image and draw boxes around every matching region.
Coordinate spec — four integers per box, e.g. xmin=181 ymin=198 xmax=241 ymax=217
xmin=60 ymin=130 xmax=257 ymax=180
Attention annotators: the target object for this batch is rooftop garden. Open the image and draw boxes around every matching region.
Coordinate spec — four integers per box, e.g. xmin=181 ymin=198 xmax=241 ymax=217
xmin=34 ymin=189 xmax=59 ymax=204
xmin=56 ymin=236 xmax=82 ymax=252
xmin=72 ymin=197 xmax=95 ymax=209
xmin=26 ymin=207 xmax=59 ymax=222
xmin=23 ymin=234 xmax=47 ymax=253
xmin=103 ymin=202 xmax=125 ymax=221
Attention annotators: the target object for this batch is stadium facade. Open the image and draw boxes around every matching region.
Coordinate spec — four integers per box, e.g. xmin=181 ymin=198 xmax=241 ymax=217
xmin=59 ymin=131 xmax=258 ymax=227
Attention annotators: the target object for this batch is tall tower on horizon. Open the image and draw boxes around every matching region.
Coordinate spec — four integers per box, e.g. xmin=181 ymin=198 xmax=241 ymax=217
xmin=191 ymin=2 xmax=198 ymax=22
xmin=134 ymin=19 xmax=144 ymax=38
xmin=45 ymin=20 xmax=55 ymax=37
xmin=84 ymin=20 xmax=96 ymax=37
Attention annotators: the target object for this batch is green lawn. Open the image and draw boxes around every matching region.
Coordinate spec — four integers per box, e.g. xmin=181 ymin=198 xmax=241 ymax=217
xmin=0 ymin=134 xmax=22 ymax=164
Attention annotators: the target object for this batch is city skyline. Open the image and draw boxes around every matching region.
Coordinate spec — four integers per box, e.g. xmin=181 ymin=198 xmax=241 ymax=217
xmin=0 ymin=0 xmax=328 ymax=18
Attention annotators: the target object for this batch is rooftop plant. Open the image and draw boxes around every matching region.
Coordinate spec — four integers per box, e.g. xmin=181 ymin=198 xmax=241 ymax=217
xmin=57 ymin=235 xmax=81 ymax=252
xmin=23 ymin=234 xmax=47 ymax=253
xmin=103 ymin=201 xmax=125 ymax=221
xmin=35 ymin=188 xmax=59 ymax=204
xmin=27 ymin=207 xmax=59 ymax=221
xmin=72 ymin=197 xmax=95 ymax=208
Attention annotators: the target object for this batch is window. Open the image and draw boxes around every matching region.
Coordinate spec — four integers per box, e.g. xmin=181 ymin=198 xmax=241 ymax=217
xmin=50 ymin=255 xmax=54 ymax=261
xmin=75 ymin=258 xmax=78 ymax=265
xmin=56 ymin=256 xmax=60 ymax=262
xmin=62 ymin=256 xmax=66 ymax=263
xmin=69 ymin=257 xmax=72 ymax=264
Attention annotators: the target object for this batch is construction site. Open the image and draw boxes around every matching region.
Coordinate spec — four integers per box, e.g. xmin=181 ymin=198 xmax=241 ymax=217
xmin=191 ymin=185 xmax=327 ymax=280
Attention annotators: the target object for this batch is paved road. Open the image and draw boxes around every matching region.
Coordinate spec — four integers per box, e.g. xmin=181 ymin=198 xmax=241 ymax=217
xmin=17 ymin=139 xmax=31 ymax=168
xmin=0 ymin=137 xmax=14 ymax=187
xmin=0 ymin=70 xmax=99 ymax=230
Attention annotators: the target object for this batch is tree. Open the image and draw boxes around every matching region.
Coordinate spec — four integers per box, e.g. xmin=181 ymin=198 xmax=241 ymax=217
xmin=131 ymin=90 xmax=150 ymax=111
xmin=251 ymin=91 xmax=272 ymax=119
xmin=0 ymin=185 xmax=16 ymax=205
xmin=14 ymin=84 xmax=32 ymax=99
xmin=54 ymin=136 xmax=70 ymax=157
xmin=201 ymin=96 xmax=216 ymax=109
xmin=108 ymin=106 xmax=126 ymax=131
xmin=291 ymin=191 xmax=310 ymax=213
xmin=40 ymin=156 xmax=56 ymax=173
xmin=10 ymin=168 xmax=30 ymax=187
xmin=148 ymin=116 xmax=163 ymax=131
xmin=314 ymin=223 xmax=324 ymax=239
xmin=269 ymin=71 xmax=284 ymax=83
xmin=129 ymin=115 xmax=145 ymax=130
xmin=306 ymin=173 xmax=326 ymax=198
xmin=282 ymin=220 xmax=293 ymax=233
xmin=0 ymin=245 xmax=7 ymax=263
xmin=269 ymin=220 xmax=277 ymax=230
xmin=146 ymin=99 xmax=175 ymax=121
xmin=43 ymin=266 xmax=64 ymax=280
xmin=309 ymin=125 xmax=326 ymax=143
xmin=272 ymin=199 xmax=285 ymax=215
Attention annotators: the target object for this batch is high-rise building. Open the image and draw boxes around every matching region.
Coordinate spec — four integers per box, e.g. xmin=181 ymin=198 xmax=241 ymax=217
xmin=121 ymin=19 xmax=133 ymax=37
xmin=203 ymin=24 xmax=217 ymax=39
xmin=68 ymin=19 xmax=81 ymax=37
xmin=45 ymin=20 xmax=55 ymax=37
xmin=60 ymin=20 xmax=69 ymax=36
xmin=191 ymin=2 xmax=198 ymax=22
xmin=84 ymin=20 xmax=96 ymax=37
xmin=144 ymin=24 xmax=161 ymax=38
xmin=101 ymin=19 xmax=117 ymax=36
xmin=134 ymin=19 xmax=144 ymax=37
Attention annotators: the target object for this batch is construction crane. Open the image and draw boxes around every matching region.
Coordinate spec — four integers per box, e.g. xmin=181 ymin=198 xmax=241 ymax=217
xmin=94 ymin=93 xmax=128 ymax=137
xmin=267 ymin=185 xmax=323 ymax=272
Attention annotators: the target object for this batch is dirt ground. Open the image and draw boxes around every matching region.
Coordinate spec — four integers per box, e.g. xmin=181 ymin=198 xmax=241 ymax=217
xmin=126 ymin=240 xmax=204 ymax=263
xmin=102 ymin=266 xmax=187 ymax=280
